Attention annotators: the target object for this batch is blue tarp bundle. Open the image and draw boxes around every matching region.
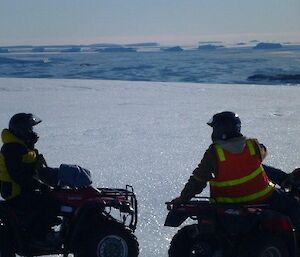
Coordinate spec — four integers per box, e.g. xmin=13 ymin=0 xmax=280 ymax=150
xmin=58 ymin=164 xmax=92 ymax=188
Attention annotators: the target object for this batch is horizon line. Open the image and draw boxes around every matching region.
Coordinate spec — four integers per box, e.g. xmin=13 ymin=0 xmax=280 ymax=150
xmin=1 ymin=39 xmax=300 ymax=48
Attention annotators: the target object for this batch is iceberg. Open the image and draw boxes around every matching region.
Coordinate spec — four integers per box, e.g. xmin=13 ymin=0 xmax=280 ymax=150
xmin=253 ymin=43 xmax=283 ymax=49
xmin=99 ymin=47 xmax=137 ymax=53
xmin=162 ymin=46 xmax=184 ymax=52
xmin=198 ymin=44 xmax=224 ymax=50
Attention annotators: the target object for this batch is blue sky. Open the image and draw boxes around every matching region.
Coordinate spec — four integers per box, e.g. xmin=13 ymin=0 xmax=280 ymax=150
xmin=1 ymin=0 xmax=299 ymax=46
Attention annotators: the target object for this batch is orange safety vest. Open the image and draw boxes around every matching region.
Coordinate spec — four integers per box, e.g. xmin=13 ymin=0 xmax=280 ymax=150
xmin=209 ymin=139 xmax=274 ymax=203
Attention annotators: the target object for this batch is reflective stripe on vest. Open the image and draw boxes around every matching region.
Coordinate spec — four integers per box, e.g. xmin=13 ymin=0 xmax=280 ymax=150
xmin=214 ymin=183 xmax=274 ymax=203
xmin=210 ymin=165 xmax=264 ymax=187
xmin=246 ymin=140 xmax=256 ymax=156
xmin=215 ymin=145 xmax=226 ymax=161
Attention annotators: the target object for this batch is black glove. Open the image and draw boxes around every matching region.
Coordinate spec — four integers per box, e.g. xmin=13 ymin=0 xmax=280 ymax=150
xmin=37 ymin=167 xmax=59 ymax=187
xmin=281 ymin=168 xmax=300 ymax=188
xmin=36 ymin=154 xmax=47 ymax=170
xmin=289 ymin=168 xmax=300 ymax=184
xmin=39 ymin=182 xmax=51 ymax=194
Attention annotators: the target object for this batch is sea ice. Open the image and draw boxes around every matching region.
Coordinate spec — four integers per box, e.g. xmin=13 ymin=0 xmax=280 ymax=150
xmin=1 ymin=78 xmax=300 ymax=257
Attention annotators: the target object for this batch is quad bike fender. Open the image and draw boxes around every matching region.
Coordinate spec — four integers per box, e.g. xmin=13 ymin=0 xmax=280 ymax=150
xmin=164 ymin=209 xmax=189 ymax=227
xmin=259 ymin=212 xmax=297 ymax=256
xmin=259 ymin=210 xmax=295 ymax=234
xmin=65 ymin=201 xmax=107 ymax=250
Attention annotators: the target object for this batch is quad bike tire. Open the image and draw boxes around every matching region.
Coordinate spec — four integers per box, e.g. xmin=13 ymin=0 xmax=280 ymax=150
xmin=238 ymin=233 xmax=289 ymax=257
xmin=168 ymin=225 xmax=218 ymax=257
xmin=74 ymin=221 xmax=139 ymax=257
xmin=0 ymin=223 xmax=16 ymax=257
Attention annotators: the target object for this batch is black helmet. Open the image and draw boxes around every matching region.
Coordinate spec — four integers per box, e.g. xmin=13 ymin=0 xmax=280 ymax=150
xmin=207 ymin=111 xmax=242 ymax=141
xmin=9 ymin=113 xmax=42 ymax=147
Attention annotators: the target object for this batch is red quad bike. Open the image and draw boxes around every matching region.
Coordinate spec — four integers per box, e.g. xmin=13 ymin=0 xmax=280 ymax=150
xmin=165 ymin=175 xmax=300 ymax=257
xmin=0 ymin=184 xmax=139 ymax=257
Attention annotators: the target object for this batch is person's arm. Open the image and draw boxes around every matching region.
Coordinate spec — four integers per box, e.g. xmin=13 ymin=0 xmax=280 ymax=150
xmin=262 ymin=164 xmax=288 ymax=185
xmin=37 ymin=167 xmax=59 ymax=187
xmin=252 ymin=139 xmax=289 ymax=185
xmin=174 ymin=145 xmax=218 ymax=202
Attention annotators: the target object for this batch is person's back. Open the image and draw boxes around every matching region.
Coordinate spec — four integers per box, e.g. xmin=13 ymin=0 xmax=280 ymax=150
xmin=171 ymin=111 xmax=274 ymax=204
xmin=209 ymin=136 xmax=274 ymax=203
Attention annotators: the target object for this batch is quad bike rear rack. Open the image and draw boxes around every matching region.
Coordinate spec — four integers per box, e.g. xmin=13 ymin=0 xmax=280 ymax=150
xmin=166 ymin=196 xmax=270 ymax=210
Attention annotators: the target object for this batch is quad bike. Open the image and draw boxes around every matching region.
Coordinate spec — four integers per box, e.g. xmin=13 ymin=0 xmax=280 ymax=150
xmin=165 ymin=166 xmax=300 ymax=257
xmin=0 ymin=182 xmax=139 ymax=257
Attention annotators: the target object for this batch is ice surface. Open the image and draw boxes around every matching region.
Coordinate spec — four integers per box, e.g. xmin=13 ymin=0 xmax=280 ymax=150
xmin=1 ymin=78 xmax=300 ymax=257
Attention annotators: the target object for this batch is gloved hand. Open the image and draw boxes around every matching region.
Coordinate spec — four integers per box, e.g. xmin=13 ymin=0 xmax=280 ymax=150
xmin=170 ymin=195 xmax=190 ymax=204
xmin=36 ymin=154 xmax=47 ymax=170
xmin=39 ymin=182 xmax=51 ymax=194
xmin=171 ymin=196 xmax=184 ymax=204
xmin=289 ymin=168 xmax=300 ymax=184
xmin=281 ymin=168 xmax=300 ymax=188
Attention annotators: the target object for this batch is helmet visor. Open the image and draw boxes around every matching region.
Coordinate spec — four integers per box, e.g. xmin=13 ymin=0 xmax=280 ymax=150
xmin=207 ymin=117 xmax=214 ymax=127
xmin=30 ymin=115 xmax=42 ymax=127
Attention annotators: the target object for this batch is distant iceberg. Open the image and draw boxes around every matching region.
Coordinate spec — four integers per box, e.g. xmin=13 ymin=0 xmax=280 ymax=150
xmin=253 ymin=43 xmax=283 ymax=49
xmin=250 ymin=40 xmax=260 ymax=43
xmin=161 ymin=46 xmax=183 ymax=52
xmin=198 ymin=44 xmax=224 ymax=50
xmin=99 ymin=47 xmax=137 ymax=53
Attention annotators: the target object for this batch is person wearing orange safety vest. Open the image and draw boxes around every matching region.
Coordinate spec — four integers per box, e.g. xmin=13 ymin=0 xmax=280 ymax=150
xmin=171 ymin=111 xmax=300 ymax=228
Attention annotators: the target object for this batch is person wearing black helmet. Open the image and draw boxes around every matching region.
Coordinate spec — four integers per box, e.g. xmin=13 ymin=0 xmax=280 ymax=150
xmin=0 ymin=113 xmax=59 ymax=245
xmin=172 ymin=111 xmax=274 ymax=204
xmin=171 ymin=111 xmax=300 ymax=227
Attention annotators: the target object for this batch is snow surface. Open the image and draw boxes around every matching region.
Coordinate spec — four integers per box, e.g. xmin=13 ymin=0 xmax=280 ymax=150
xmin=1 ymin=77 xmax=300 ymax=256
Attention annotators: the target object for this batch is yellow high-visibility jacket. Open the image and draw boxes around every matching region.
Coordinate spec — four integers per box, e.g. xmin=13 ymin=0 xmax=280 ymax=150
xmin=0 ymin=129 xmax=38 ymax=200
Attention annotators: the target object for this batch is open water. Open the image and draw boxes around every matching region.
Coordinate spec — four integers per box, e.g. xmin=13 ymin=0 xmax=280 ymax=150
xmin=0 ymin=45 xmax=300 ymax=85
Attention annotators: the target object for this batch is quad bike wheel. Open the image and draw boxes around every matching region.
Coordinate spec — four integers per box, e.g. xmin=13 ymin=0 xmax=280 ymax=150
xmin=0 ymin=222 xmax=16 ymax=257
xmin=239 ymin=234 xmax=289 ymax=257
xmin=74 ymin=221 xmax=139 ymax=257
xmin=168 ymin=225 xmax=219 ymax=257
